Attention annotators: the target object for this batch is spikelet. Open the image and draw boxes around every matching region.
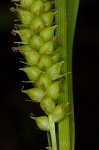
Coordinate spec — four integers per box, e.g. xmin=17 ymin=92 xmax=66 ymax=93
xmin=11 ymin=0 xmax=69 ymax=132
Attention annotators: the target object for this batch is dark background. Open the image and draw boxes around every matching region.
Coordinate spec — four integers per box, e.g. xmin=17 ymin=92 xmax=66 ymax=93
xmin=0 ymin=0 xmax=99 ymax=150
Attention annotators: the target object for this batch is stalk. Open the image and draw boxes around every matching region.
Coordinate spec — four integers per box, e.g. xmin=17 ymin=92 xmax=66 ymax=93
xmin=48 ymin=115 xmax=57 ymax=150
xmin=55 ymin=0 xmax=79 ymax=150
xmin=55 ymin=1 xmax=70 ymax=150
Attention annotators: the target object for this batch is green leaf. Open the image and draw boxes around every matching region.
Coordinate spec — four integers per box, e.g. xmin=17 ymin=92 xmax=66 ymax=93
xmin=55 ymin=0 xmax=79 ymax=150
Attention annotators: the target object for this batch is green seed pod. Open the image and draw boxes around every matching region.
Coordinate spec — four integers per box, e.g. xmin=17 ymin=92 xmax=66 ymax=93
xmin=22 ymin=48 xmax=40 ymax=66
xmin=52 ymin=51 xmax=61 ymax=63
xmin=46 ymin=61 xmax=64 ymax=80
xmin=31 ymin=0 xmax=45 ymax=15
xmin=29 ymin=35 xmax=44 ymax=50
xmin=41 ymin=11 xmax=56 ymax=26
xmin=30 ymin=15 xmax=45 ymax=34
xmin=40 ymin=25 xmax=57 ymax=41
xmin=22 ymin=88 xmax=45 ymax=102
xmin=36 ymin=73 xmax=51 ymax=90
xmin=52 ymin=104 xmax=68 ymax=123
xmin=39 ymin=40 xmax=55 ymax=55
xmin=40 ymin=96 xmax=55 ymax=115
xmin=15 ymin=29 xmax=32 ymax=43
xmin=20 ymin=44 xmax=32 ymax=52
xmin=43 ymin=0 xmax=48 ymax=2
xmin=18 ymin=8 xmax=34 ymax=26
xmin=46 ymin=81 xmax=60 ymax=101
xmin=38 ymin=54 xmax=53 ymax=70
xmin=45 ymin=1 xmax=53 ymax=12
xmin=20 ymin=0 xmax=35 ymax=9
xmin=31 ymin=116 xmax=50 ymax=131
xmin=20 ymin=66 xmax=41 ymax=82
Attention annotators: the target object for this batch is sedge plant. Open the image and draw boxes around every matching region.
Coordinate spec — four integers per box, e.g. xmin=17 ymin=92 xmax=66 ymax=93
xmin=11 ymin=0 xmax=79 ymax=150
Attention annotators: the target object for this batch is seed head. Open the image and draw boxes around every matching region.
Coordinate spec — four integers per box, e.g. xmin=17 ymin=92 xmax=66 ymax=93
xmin=41 ymin=11 xmax=56 ymax=26
xmin=36 ymin=73 xmax=52 ymax=90
xmin=38 ymin=54 xmax=53 ymax=70
xmin=31 ymin=116 xmax=50 ymax=131
xmin=40 ymin=96 xmax=55 ymax=115
xmin=21 ymin=46 xmax=40 ymax=65
xmin=43 ymin=0 xmax=48 ymax=2
xmin=40 ymin=25 xmax=57 ymax=41
xmin=46 ymin=81 xmax=60 ymax=101
xmin=15 ymin=28 xmax=32 ymax=43
xmin=19 ymin=66 xmax=41 ymax=82
xmin=29 ymin=35 xmax=44 ymax=50
xmin=30 ymin=15 xmax=45 ymax=34
xmin=46 ymin=61 xmax=64 ymax=80
xmin=52 ymin=50 xmax=61 ymax=62
xmin=39 ymin=40 xmax=55 ymax=55
xmin=20 ymin=0 xmax=35 ymax=9
xmin=45 ymin=1 xmax=53 ymax=12
xmin=18 ymin=8 xmax=35 ymax=26
xmin=31 ymin=0 xmax=45 ymax=15
xmin=22 ymin=88 xmax=45 ymax=102
xmin=52 ymin=103 xmax=69 ymax=122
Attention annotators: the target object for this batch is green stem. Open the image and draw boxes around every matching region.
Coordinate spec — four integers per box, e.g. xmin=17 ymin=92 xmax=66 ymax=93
xmin=55 ymin=1 xmax=70 ymax=150
xmin=47 ymin=132 xmax=51 ymax=147
xmin=48 ymin=115 xmax=57 ymax=150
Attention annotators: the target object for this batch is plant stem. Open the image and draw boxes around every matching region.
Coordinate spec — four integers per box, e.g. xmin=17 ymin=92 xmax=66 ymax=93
xmin=55 ymin=0 xmax=70 ymax=150
xmin=48 ymin=114 xmax=57 ymax=150
xmin=47 ymin=132 xmax=51 ymax=147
